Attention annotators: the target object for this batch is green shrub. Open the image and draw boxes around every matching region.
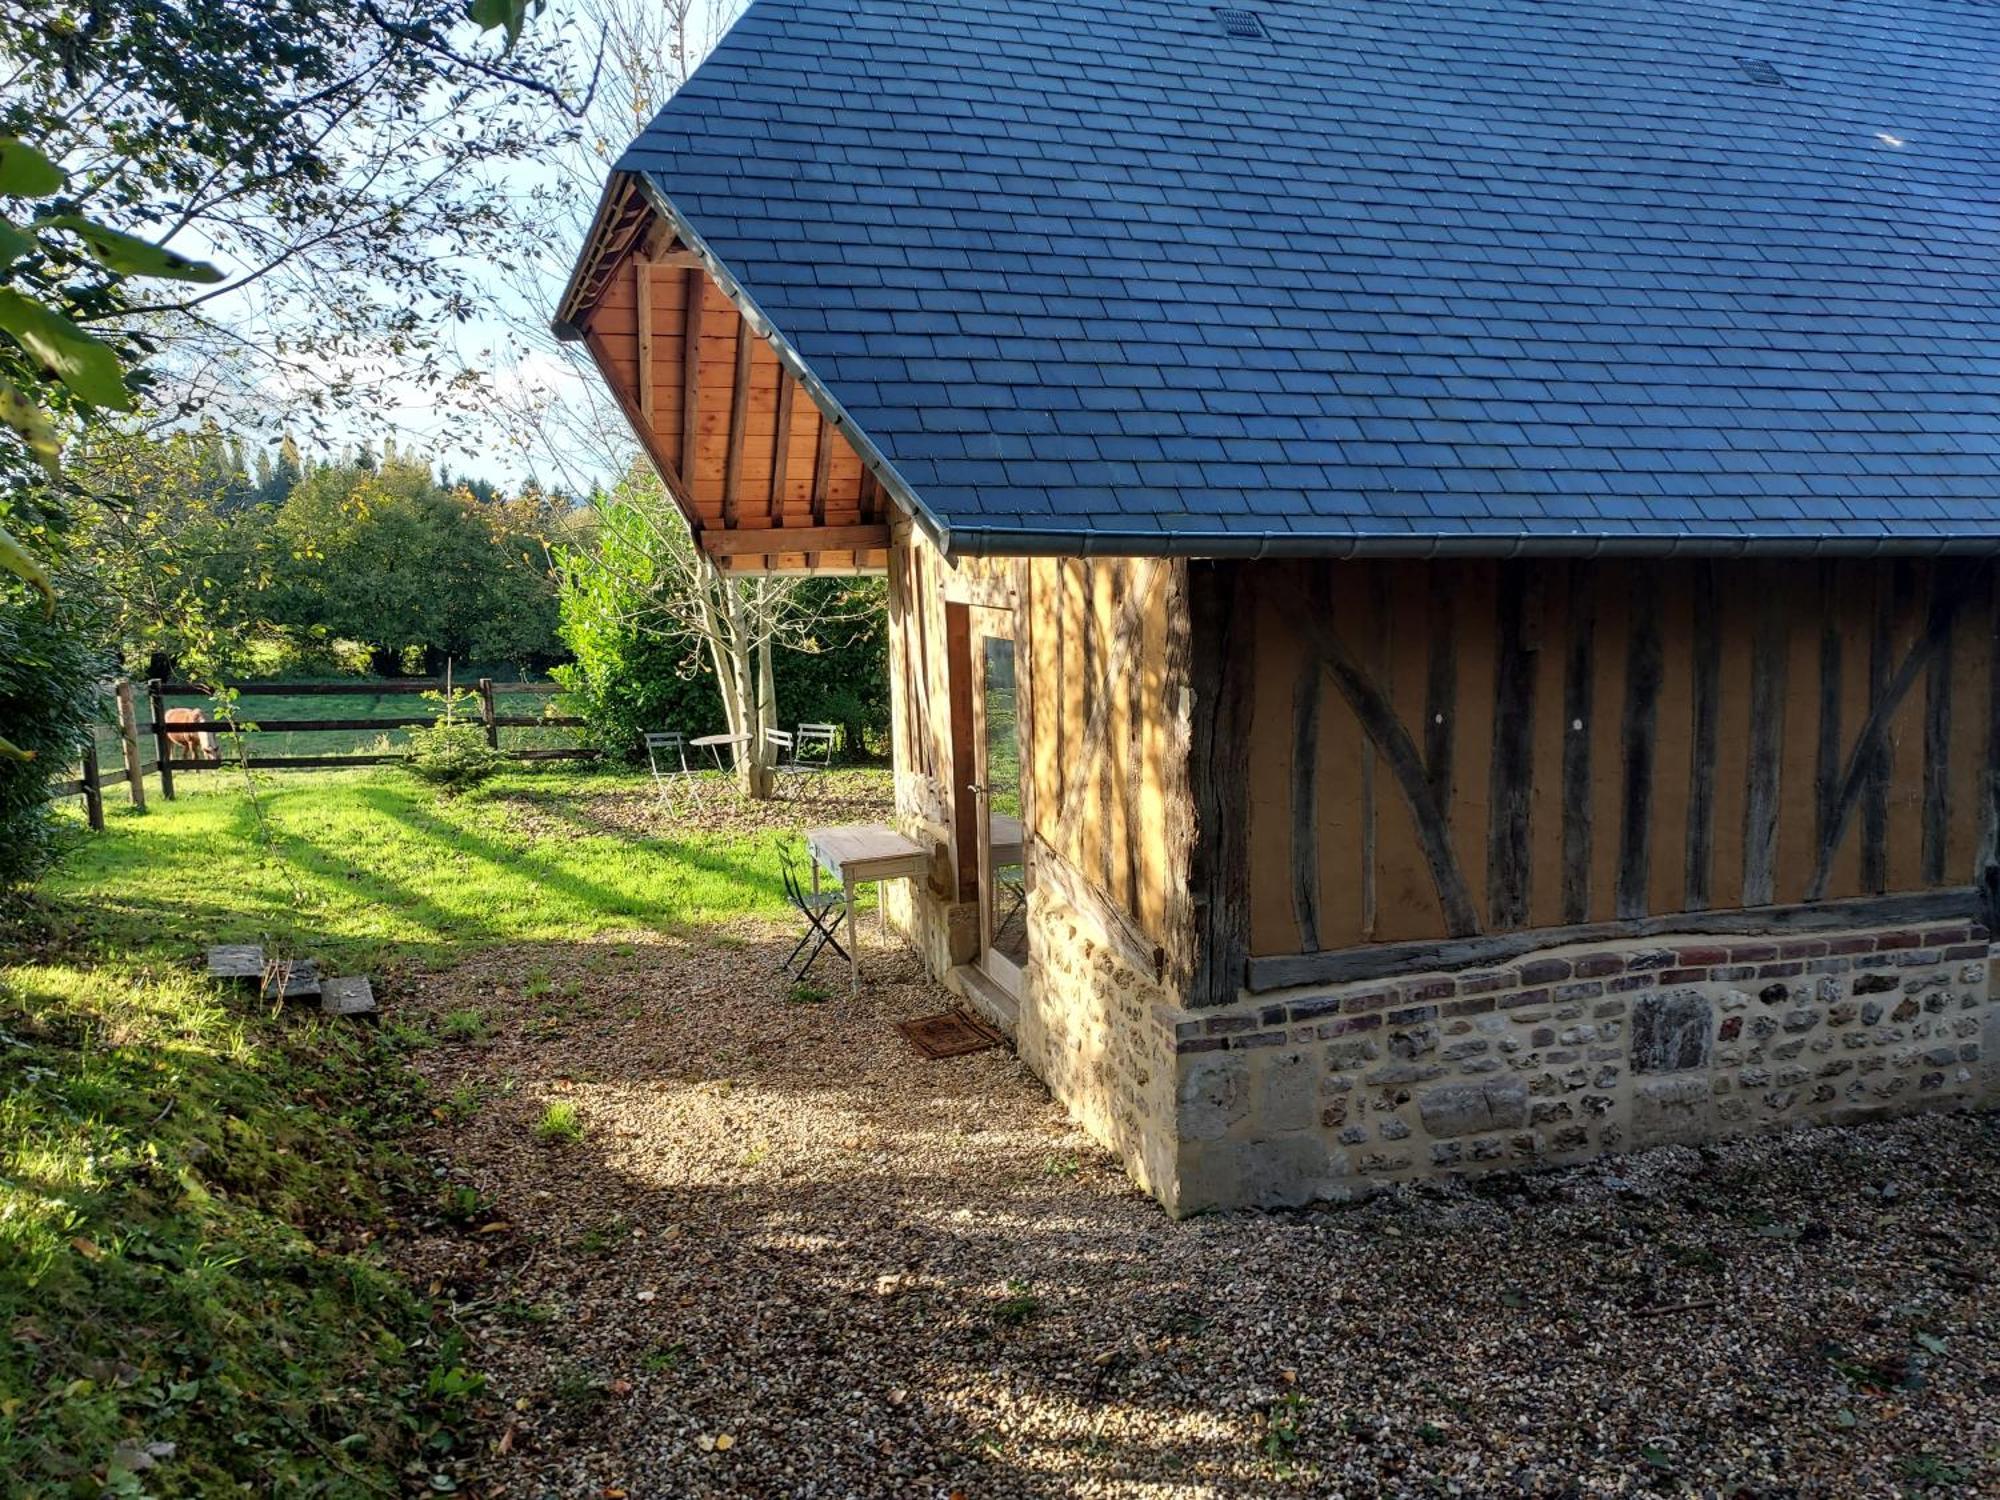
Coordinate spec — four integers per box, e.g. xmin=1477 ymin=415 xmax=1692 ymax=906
xmin=0 ymin=598 xmax=112 ymax=888
xmin=405 ymin=720 xmax=500 ymax=791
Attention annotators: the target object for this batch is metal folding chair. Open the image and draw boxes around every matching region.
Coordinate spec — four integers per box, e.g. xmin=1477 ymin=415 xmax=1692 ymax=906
xmin=794 ymin=723 xmax=839 ymax=790
xmin=764 ymin=726 xmax=799 ymax=797
xmin=644 ymin=731 xmax=699 ymax=808
xmin=779 ymin=845 xmax=849 ymax=977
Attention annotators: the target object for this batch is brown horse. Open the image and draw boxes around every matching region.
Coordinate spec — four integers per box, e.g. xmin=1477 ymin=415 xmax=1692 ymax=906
xmin=163 ymin=707 xmax=218 ymax=762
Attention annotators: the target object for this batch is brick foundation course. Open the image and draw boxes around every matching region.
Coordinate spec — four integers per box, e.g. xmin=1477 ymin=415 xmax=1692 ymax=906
xmin=1169 ymin=923 xmax=1999 ymax=1212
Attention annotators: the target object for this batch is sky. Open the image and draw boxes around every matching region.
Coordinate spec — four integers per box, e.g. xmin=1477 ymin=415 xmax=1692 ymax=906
xmin=214 ymin=2 xmax=750 ymax=499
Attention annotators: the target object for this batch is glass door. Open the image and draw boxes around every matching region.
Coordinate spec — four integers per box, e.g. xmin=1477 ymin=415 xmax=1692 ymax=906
xmin=974 ymin=626 xmax=1028 ymax=991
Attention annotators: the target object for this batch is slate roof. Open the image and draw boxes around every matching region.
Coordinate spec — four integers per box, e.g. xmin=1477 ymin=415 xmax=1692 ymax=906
xmin=597 ymin=0 xmax=2000 ymax=556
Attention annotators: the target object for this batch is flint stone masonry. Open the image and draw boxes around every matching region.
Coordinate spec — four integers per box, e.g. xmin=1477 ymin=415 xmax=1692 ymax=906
xmin=1167 ymin=920 xmax=1999 ymax=1213
xmin=1631 ymin=990 xmax=1713 ymax=1072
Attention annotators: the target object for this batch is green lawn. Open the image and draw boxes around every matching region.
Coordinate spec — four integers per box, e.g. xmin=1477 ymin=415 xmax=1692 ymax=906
xmin=44 ymin=765 xmax=796 ymax=972
xmin=7 ymin=764 xmax=863 ymax=1494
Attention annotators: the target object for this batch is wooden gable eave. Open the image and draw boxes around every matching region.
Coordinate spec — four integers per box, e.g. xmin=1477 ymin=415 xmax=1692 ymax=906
xmin=560 ymin=194 xmax=895 ymax=575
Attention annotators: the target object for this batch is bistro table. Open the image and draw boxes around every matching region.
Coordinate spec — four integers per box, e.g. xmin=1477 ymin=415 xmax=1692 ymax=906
xmin=805 ymin=823 xmax=930 ymax=992
xmin=687 ymin=731 xmax=752 ymax=801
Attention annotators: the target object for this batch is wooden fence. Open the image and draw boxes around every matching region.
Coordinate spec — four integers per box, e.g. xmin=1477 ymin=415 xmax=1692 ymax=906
xmin=48 ymin=678 xmax=593 ymax=828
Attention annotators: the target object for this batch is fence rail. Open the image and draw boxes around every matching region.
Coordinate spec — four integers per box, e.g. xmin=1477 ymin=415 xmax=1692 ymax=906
xmin=48 ymin=677 xmax=595 ymax=825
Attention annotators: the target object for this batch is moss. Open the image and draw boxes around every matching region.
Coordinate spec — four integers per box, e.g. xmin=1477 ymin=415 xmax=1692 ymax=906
xmin=0 ymin=963 xmax=480 ymax=1495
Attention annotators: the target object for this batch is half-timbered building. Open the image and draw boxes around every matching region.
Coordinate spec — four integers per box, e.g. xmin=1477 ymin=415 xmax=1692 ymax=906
xmin=558 ymin=0 xmax=2000 ymax=1211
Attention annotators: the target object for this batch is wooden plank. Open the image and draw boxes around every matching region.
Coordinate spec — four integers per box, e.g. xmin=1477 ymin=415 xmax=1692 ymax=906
xmin=1647 ymin=565 xmax=1695 ymax=916
xmin=1188 ymin=562 xmax=1256 ymax=1005
xmin=679 ymin=267 xmax=705 ymax=482
xmin=810 ymin=412 xmax=833 ymax=526
xmin=1888 ymin=561 xmax=1929 ymax=893
xmin=1984 ymin=571 xmax=2000 ymax=918
xmin=1293 ymin=564 xmax=1479 ymax=938
xmin=1361 ymin=565 xmax=1391 ymax=937
xmin=1741 ymin=565 xmax=1790 ymax=907
xmin=943 ymin=601 xmax=980 ymax=902
xmin=1245 ymin=887 xmax=1982 ymax=992
xmin=1616 ymin=564 xmax=1663 ymax=919
xmin=1560 ymin=561 xmax=1595 ymax=924
xmin=1157 ymin=560 xmax=1199 ymax=987
xmin=152 ymin=716 xmax=434 ymax=733
xmin=1774 ymin=566 xmax=1822 ymax=903
xmin=769 ymin=375 xmax=796 ymax=519
xmin=722 ymin=318 xmax=752 ymax=523
xmin=1485 ymin=560 xmax=1535 ymax=930
xmin=635 ymin=257 xmax=655 ymax=424
xmin=700 ymin=524 xmax=890 ymax=556
xmin=1812 ymin=562 xmax=1844 ymax=888
xmin=1288 ymin=637 xmax=1322 ymax=951
xmin=1807 ymin=562 xmax=1976 ymax=900
xmin=1526 ymin=561 xmax=1569 ymax=930
xmin=1946 ymin=565 xmax=1991 ymax=883
xmin=1862 ymin=568 xmax=1895 ymax=892
xmin=1709 ymin=573 xmax=1753 ymax=911
xmin=1922 ymin=569 xmax=1955 ymax=885
xmin=1423 ymin=564 xmax=1455 ymax=813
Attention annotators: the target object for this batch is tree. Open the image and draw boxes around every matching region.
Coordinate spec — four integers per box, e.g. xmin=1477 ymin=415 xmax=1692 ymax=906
xmin=0 ymin=4 xmax=578 ymax=611
xmin=67 ymin=425 xmax=272 ymax=679
xmin=266 ymin=452 xmax=563 ymax=674
xmin=554 ymin=462 xmax=877 ymax=795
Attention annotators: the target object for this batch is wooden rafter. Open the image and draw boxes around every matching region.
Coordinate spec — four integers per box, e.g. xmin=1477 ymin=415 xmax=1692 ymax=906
xmin=701 ymin=524 xmax=890 ymax=557
xmin=722 ymin=320 xmax=752 ymax=524
xmin=635 ymin=257 xmax=655 ymax=425
xmin=679 ymin=266 xmax=705 ymax=482
xmin=810 ymin=411 xmax=833 ymax=525
xmin=770 ymin=375 xmax=796 ymax=517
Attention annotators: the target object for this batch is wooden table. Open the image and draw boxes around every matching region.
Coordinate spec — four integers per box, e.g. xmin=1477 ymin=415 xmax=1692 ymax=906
xmin=805 ymin=823 xmax=930 ymax=992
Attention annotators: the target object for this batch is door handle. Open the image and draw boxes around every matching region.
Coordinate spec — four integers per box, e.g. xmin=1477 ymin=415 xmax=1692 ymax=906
xmin=966 ymin=783 xmax=987 ymax=796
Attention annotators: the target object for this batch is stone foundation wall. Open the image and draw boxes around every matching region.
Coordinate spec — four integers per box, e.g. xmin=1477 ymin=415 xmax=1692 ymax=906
xmin=1018 ymin=892 xmax=1182 ymax=1206
xmin=1170 ymin=921 xmax=1998 ymax=1213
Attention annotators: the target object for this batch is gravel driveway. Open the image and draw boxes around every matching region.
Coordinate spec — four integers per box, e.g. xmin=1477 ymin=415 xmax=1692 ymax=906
xmin=393 ymin=926 xmax=2000 ymax=1498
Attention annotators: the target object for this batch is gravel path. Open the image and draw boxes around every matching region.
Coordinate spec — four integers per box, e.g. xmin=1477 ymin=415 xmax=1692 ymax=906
xmin=390 ymin=926 xmax=2000 ymax=1498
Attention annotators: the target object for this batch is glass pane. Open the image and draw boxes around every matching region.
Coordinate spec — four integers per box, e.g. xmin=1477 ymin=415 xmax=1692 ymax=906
xmin=981 ymin=636 xmax=1029 ymax=967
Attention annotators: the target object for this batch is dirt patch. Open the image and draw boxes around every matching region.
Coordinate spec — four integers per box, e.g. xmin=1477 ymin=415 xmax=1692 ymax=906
xmin=492 ymin=768 xmax=894 ymax=840
xmin=385 ymin=927 xmax=2000 ymax=1497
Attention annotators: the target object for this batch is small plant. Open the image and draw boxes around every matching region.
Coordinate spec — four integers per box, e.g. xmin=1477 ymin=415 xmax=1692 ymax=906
xmin=785 ymin=980 xmax=830 ymax=1005
xmin=533 ymin=1099 xmax=583 ymax=1145
xmin=575 ymin=1217 xmax=629 ymax=1256
xmin=739 ymin=1141 xmax=769 ymax=1168
xmin=1040 ymin=1151 xmax=1082 ymax=1178
xmin=992 ymin=1280 xmax=1041 ymax=1328
xmin=1262 ymin=1390 xmax=1306 ymax=1470
xmin=439 ymin=1007 xmax=489 ymax=1042
xmin=437 ymin=1183 xmax=487 ymax=1225
xmin=642 ymin=1341 xmax=687 ymax=1373
xmin=441 ymin=1083 xmax=485 ymax=1122
xmin=406 ymin=683 xmax=499 ymax=792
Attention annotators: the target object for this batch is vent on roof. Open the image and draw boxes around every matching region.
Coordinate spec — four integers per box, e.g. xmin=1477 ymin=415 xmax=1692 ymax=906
xmin=1738 ymin=56 xmax=1788 ymax=86
xmin=1213 ymin=7 xmax=1269 ymax=40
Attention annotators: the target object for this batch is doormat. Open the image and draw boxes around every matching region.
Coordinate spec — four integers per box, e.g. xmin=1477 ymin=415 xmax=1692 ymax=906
xmin=896 ymin=1008 xmax=1007 ymax=1060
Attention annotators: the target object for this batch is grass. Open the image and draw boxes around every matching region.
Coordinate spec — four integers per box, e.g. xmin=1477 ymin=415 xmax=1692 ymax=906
xmin=533 ymin=1100 xmax=583 ymax=1145
xmin=0 ymin=961 xmax=482 ymax=1495
xmin=40 ymin=765 xmax=797 ymax=972
xmin=9 ymin=762 xmax=880 ymax=1493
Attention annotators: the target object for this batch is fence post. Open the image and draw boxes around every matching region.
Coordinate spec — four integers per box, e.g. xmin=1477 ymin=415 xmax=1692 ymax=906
xmin=478 ymin=677 xmax=498 ymax=750
xmin=80 ymin=741 xmax=105 ymax=831
xmin=148 ymin=679 xmax=176 ymax=800
xmin=115 ymin=680 xmax=147 ymax=810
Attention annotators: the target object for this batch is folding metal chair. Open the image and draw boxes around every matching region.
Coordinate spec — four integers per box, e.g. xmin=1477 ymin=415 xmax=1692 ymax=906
xmin=794 ymin=723 xmax=839 ymax=791
xmin=779 ymin=845 xmax=849 ymax=977
xmin=764 ymin=726 xmax=800 ymax=797
xmin=644 ymin=731 xmax=699 ymax=808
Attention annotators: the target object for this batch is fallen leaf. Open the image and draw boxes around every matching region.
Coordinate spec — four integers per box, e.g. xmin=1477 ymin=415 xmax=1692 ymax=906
xmin=496 ymin=1425 xmax=516 ymax=1455
xmin=714 ymin=1433 xmax=735 ymax=1452
xmin=70 ymin=1237 xmax=101 ymax=1260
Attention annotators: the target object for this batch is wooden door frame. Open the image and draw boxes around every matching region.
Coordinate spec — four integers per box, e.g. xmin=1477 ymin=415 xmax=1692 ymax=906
xmin=968 ymin=603 xmax=1025 ymax=996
